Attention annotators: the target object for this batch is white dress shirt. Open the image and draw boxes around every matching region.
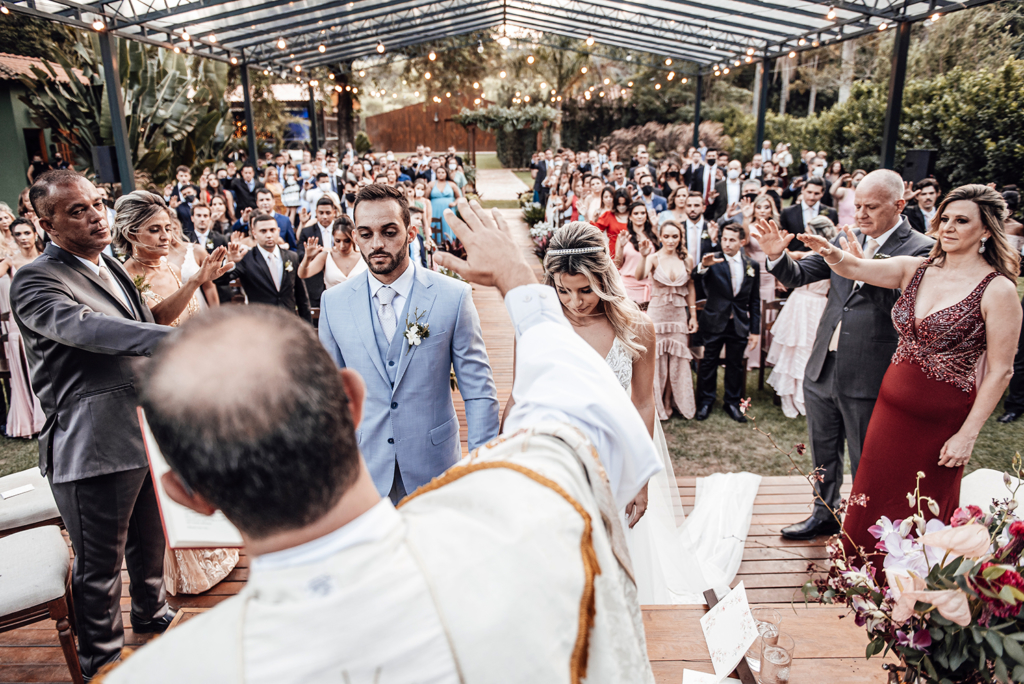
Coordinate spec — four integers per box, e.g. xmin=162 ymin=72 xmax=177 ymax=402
xmin=685 ymin=219 xmax=706 ymax=264
xmin=725 ymin=180 xmax=742 ymax=207
xmin=368 ymin=260 xmax=416 ymax=324
xmin=257 ymin=244 xmax=283 ymax=290
xmin=74 ymin=255 xmax=135 ymax=315
xmin=921 ymin=206 xmax=937 ymax=226
xmin=193 ymin=228 xmax=212 ymax=249
xmin=725 ymin=251 xmax=743 ymax=295
xmin=801 ymin=200 xmax=821 ymax=228
xmin=317 ymin=221 xmax=334 ymax=249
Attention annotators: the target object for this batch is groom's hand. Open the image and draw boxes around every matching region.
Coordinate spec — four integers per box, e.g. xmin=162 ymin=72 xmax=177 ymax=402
xmin=434 ymin=199 xmax=537 ymax=297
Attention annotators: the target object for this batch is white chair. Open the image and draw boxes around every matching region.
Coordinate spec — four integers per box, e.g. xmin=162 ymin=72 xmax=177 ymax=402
xmin=0 ymin=468 xmax=61 ymax=537
xmin=959 ymin=468 xmax=1024 ymax=511
xmin=0 ymin=525 xmax=83 ymax=684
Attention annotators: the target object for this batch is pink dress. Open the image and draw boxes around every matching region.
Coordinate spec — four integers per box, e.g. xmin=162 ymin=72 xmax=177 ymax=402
xmin=765 ymin=280 xmax=830 ymax=417
xmin=647 ymin=263 xmax=696 ymax=420
xmin=0 ymin=271 xmax=45 ymax=437
xmin=837 ymin=189 xmax=856 ymax=227
xmin=618 ymin=240 xmax=651 ymax=304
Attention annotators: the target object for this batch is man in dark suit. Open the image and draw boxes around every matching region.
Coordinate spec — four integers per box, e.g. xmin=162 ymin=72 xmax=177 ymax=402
xmin=762 ymin=169 xmax=934 ymax=540
xmin=688 ymin=149 xmax=719 ymax=204
xmin=680 ymin=194 xmax=719 ymax=300
xmin=627 ymin=148 xmax=657 ymax=182
xmin=296 ymin=196 xmax=338 ymax=309
xmin=175 ymin=183 xmax=199 ymax=233
xmin=416 ymin=157 xmax=441 ymax=184
xmin=691 ymin=223 xmax=761 ymax=423
xmin=533 ymin=149 xmax=555 ymax=207
xmin=231 ymin=188 xmax=296 ymax=249
xmin=169 ymin=165 xmax=199 ymax=203
xmin=778 ymin=177 xmax=839 ymax=254
xmin=229 ymin=163 xmax=263 ymax=212
xmin=11 ymin=171 xmax=174 ymax=679
xmin=186 ymin=201 xmax=234 ymax=305
xmin=230 ymin=214 xmax=311 ymax=321
xmin=903 ymin=178 xmax=941 ymax=234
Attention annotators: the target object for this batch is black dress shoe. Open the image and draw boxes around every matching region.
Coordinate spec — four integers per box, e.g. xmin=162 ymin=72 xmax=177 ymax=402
xmin=998 ymin=411 xmax=1021 ymax=424
xmin=780 ymin=515 xmax=842 ymax=541
xmin=695 ymin=404 xmax=712 ymax=421
xmin=723 ymin=404 xmax=747 ymax=423
xmin=131 ymin=608 xmax=177 ymax=634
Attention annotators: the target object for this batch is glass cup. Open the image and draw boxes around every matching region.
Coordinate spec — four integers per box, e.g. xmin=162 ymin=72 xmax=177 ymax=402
xmin=759 ymin=631 xmax=796 ymax=684
xmin=744 ymin=608 xmax=782 ymax=674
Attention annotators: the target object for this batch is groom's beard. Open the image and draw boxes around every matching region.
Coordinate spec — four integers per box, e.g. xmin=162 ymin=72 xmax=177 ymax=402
xmin=365 ymin=246 xmax=407 ymax=275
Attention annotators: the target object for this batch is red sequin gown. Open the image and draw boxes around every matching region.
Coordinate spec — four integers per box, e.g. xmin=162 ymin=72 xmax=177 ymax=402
xmin=842 ymin=260 xmax=1002 ymax=577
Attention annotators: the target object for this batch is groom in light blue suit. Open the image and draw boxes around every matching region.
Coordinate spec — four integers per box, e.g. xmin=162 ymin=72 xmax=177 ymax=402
xmin=319 ymin=184 xmax=499 ymax=502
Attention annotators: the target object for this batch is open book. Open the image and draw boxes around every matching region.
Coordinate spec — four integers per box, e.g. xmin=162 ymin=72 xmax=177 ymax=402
xmin=138 ymin=407 xmax=244 ymax=549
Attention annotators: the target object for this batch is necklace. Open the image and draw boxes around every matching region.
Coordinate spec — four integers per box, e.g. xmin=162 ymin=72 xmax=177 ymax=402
xmin=132 ymin=255 xmax=164 ymax=269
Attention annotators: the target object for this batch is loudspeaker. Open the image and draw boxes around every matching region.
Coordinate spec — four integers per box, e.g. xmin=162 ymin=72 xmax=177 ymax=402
xmin=91 ymin=146 xmax=120 ymax=184
xmin=902 ymin=149 xmax=936 ymax=184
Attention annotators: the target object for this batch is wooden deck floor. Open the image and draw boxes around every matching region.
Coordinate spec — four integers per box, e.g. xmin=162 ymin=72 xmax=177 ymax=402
xmin=0 ymin=210 xmax=845 ymax=682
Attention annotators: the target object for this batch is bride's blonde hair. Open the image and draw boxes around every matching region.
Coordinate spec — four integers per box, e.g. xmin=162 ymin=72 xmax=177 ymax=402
xmin=543 ymin=221 xmax=647 ymax=359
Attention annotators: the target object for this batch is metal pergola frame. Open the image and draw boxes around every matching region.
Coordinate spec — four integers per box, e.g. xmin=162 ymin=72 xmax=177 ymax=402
xmin=1 ymin=0 xmax=1000 ymax=190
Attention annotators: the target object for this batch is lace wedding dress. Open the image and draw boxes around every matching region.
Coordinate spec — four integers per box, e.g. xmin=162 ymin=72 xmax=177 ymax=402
xmin=606 ymin=338 xmax=762 ymax=604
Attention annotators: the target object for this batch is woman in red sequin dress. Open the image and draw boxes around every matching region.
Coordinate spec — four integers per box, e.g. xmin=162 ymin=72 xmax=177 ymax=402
xmin=794 ymin=185 xmax=1022 ymax=577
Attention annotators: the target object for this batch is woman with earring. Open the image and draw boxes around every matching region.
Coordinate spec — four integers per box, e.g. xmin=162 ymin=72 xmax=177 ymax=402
xmin=614 ymin=201 xmax=660 ymax=307
xmin=766 ymin=185 xmax=1022 ymax=577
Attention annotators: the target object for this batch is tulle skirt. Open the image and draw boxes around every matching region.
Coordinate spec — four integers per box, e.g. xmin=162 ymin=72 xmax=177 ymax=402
xmin=766 ymin=285 xmax=828 ymax=418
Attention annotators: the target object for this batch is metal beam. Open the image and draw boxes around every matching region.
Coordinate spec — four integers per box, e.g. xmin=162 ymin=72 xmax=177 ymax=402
xmin=238 ymin=63 xmax=258 ymax=163
xmin=755 ymin=58 xmax=771 ymax=150
xmin=307 ymin=86 xmax=319 ymax=152
xmin=693 ymin=74 xmax=702 ymax=151
xmin=880 ymin=20 xmax=911 ymax=170
xmin=98 ymin=30 xmax=135 ymax=191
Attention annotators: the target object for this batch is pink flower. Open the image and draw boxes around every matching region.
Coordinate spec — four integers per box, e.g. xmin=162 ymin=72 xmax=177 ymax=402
xmin=975 ymin=563 xmax=1024 ymax=620
xmin=1010 ymin=521 xmax=1024 ymax=540
xmin=950 ymin=505 xmax=985 ymax=527
xmin=889 ymin=571 xmax=972 ymax=627
xmin=917 ymin=523 xmax=992 ymax=560
xmin=896 ymin=629 xmax=933 ymax=652
xmin=739 ymin=397 xmax=751 ymax=415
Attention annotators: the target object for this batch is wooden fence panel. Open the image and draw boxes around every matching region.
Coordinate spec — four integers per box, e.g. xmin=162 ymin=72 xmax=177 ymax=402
xmin=364 ymin=99 xmax=496 ymax=153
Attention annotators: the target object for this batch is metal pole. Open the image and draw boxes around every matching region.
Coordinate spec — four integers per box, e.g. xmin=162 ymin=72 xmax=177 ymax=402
xmin=755 ymin=59 xmax=771 ymax=152
xmin=881 ymin=21 xmax=911 ymax=170
xmin=98 ymin=31 xmax=135 ymax=192
xmin=692 ymin=73 xmax=702 ymax=151
xmin=239 ymin=64 xmax=258 ymax=164
xmin=308 ymin=87 xmax=320 ymax=153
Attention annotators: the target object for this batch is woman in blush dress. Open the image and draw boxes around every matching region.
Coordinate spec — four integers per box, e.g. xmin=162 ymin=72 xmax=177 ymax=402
xmin=0 ymin=219 xmax=45 ymax=437
xmin=830 ymin=169 xmax=866 ymax=228
xmin=788 ymin=184 xmax=1022 ymax=578
xmin=739 ymin=194 xmax=785 ymax=370
xmin=765 ymin=215 xmax=836 ymax=417
xmin=0 ymin=202 xmax=18 ymax=254
xmin=614 ymin=201 xmax=660 ymax=308
xmin=298 ymin=215 xmax=366 ymax=291
xmin=635 ymin=220 xmax=698 ymax=420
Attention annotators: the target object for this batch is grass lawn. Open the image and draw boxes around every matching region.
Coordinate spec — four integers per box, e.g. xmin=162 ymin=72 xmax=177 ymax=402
xmin=0 ymin=436 xmax=39 ymax=478
xmin=472 ymin=152 xmax=502 ymax=170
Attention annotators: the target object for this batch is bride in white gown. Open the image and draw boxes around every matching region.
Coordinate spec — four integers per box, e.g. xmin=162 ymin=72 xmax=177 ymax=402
xmin=508 ymin=222 xmax=761 ymax=604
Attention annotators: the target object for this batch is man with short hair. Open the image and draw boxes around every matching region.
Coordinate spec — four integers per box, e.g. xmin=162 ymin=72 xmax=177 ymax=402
xmin=230 ymin=163 xmax=263 ymax=211
xmin=233 ymin=188 xmax=296 ymax=249
xmin=611 ymin=164 xmax=631 ymax=192
xmin=904 ymin=178 xmax=941 ymax=233
xmin=170 ymin=165 xmax=198 ymax=202
xmin=325 ymin=156 xmax=345 ymax=195
xmin=408 ymin=205 xmax=429 ymax=267
xmin=188 ymin=201 xmax=233 ymax=304
xmin=175 ymin=183 xmax=199 ymax=233
xmin=638 ymin=174 xmax=667 ymax=213
xmin=318 ymin=184 xmax=499 ymax=504
xmin=11 ymin=170 xmax=173 ymax=679
xmin=681 ymin=194 xmax=719 ymax=284
xmin=228 ymin=214 xmax=310 ymax=321
xmin=689 ymin=149 xmax=718 ymax=203
xmin=778 ymin=177 xmax=838 ymax=252
xmin=533 ymin=149 xmax=555 ymax=206
xmin=762 ymin=169 xmax=934 ymax=539
xmin=417 ymin=157 xmax=441 ymax=184
xmin=628 ymin=149 xmax=657 ymax=182
xmin=296 ymin=196 xmax=338 ymax=308
xmin=709 ymin=159 xmax=745 ymax=221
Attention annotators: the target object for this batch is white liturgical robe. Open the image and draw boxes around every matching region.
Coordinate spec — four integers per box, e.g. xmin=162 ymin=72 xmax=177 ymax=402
xmin=107 ymin=283 xmax=662 ymax=684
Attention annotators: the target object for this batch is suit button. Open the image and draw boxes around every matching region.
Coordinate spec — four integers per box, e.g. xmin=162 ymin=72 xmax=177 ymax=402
xmin=843 ymin=307 xmax=849 ymax=311
xmin=388 ymin=360 xmax=395 ymax=367
xmin=387 ymin=437 xmax=394 ymax=444
xmin=391 ymin=402 xmax=398 ymax=409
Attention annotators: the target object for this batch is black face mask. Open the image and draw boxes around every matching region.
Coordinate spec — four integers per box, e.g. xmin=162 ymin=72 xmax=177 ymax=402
xmin=742 ymin=193 xmax=758 ymax=202
xmin=183 ymin=194 xmax=196 ymax=204
xmin=764 ymin=178 xmax=777 ymax=187
xmin=707 ymin=159 xmax=717 ymax=167
xmin=667 ymin=171 xmax=679 ymax=179
xmin=345 ymin=193 xmax=356 ymax=203
xmin=641 ymin=185 xmax=653 ymax=196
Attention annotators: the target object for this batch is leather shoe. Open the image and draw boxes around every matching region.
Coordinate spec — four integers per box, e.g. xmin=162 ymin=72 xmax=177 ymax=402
xmin=723 ymin=404 xmax=747 ymax=423
xmin=130 ymin=608 xmax=176 ymax=635
xmin=695 ymin=404 xmax=712 ymax=421
xmin=780 ymin=515 xmax=841 ymax=541
xmin=998 ymin=411 xmax=1021 ymax=424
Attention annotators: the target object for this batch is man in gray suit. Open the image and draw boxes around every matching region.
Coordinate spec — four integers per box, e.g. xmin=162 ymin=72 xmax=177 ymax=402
xmin=319 ymin=184 xmax=499 ymax=503
xmin=758 ymin=170 xmax=934 ymax=540
xmin=11 ymin=170 xmax=173 ymax=679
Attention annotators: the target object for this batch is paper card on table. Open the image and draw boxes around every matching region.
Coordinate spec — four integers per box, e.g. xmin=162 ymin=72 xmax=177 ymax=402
xmin=1 ymin=483 xmax=34 ymax=499
xmin=699 ymin=582 xmax=758 ymax=682
xmin=138 ymin=407 xmax=244 ymax=549
xmin=681 ymin=670 xmax=740 ymax=684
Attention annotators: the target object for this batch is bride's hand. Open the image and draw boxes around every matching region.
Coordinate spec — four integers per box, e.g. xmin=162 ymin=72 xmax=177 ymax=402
xmin=938 ymin=431 xmax=976 ymax=468
xmin=625 ymin=483 xmax=649 ymax=528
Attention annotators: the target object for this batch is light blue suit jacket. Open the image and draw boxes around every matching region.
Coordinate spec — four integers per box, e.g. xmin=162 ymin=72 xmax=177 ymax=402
xmin=319 ymin=262 xmax=500 ymax=496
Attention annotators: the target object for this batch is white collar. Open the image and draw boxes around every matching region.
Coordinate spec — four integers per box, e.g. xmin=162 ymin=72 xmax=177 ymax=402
xmin=251 ymin=499 xmax=396 ymax=572
xmin=686 ymin=218 xmax=704 ymax=230
xmin=317 ymin=222 xmax=333 ymax=233
xmin=257 ymin=244 xmax=279 ymax=261
xmin=194 ymin=228 xmax=210 ymax=240
xmin=725 ymin=251 xmax=743 ymax=264
xmin=368 ymin=259 xmax=415 ymax=299
xmin=864 ymin=218 xmax=903 ymax=250
xmin=802 ymin=200 xmax=820 ymax=214
xmin=73 ymin=254 xmax=102 ymax=274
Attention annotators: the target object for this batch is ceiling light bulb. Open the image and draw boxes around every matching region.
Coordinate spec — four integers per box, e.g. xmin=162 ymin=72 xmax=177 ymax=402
xmin=878 ymin=22 xmax=888 ymax=30
xmin=92 ymin=18 xmax=105 ymax=31
xmin=277 ymin=38 xmax=286 ymax=49
xmin=477 ymin=41 xmax=484 ymax=54
xmin=654 ymin=83 xmax=661 ymax=90
xmin=0 ymin=4 xmax=9 ymax=15
xmin=745 ymin=56 xmax=753 ymax=62
xmin=826 ymin=5 xmax=836 ymax=19
xmin=723 ymin=67 xmax=730 ymax=74
xmin=359 ymin=70 xmax=365 ymax=77
xmin=626 ymin=54 xmax=632 ymax=61
xmin=208 ymin=33 xmax=217 ymax=43
xmin=173 ymin=46 xmax=180 ymax=53
xmin=667 ymin=72 xmax=674 ymax=80
xmin=581 ymin=66 xmax=587 ymax=73
xmin=445 ymin=91 xmax=451 ymax=97
xmin=376 ymin=41 xmax=385 ymax=53
xmin=524 ymin=95 xmax=530 ymax=102
xmin=264 ymin=69 xmax=269 ymax=75
xmin=930 ymin=12 xmax=941 ymax=21
xmin=230 ymin=56 xmax=238 ymax=65
xmin=556 ymin=96 xmax=561 ymax=101
xmin=682 ymin=78 xmax=687 ymax=84
xmin=603 ymin=78 xmax=610 ymax=84
xmin=499 ymin=70 xmax=506 ymax=78
xmin=181 ymin=30 xmax=190 ymax=41
xmin=627 ymin=81 xmax=633 ymax=87
xmin=746 ymin=47 xmax=755 ymax=55
xmin=475 ymin=98 xmax=481 ymax=104
xmin=329 ymin=73 xmax=334 ymax=79
xmin=585 ymin=35 xmax=594 ymax=46
xmin=294 ymin=65 xmax=301 ymax=72
xmin=424 ymin=71 xmax=431 ymax=79
xmin=798 ymin=38 xmax=806 ymax=46
xmin=428 ymin=51 xmax=436 ymax=61
xmin=527 ymin=55 xmax=534 ymax=64
xmin=665 ymin=58 xmax=672 ymax=65
xmin=319 ymin=44 xmax=326 ymax=53
xmin=788 ymin=50 xmax=796 ymax=58
xmin=352 ymin=87 xmax=357 ymax=93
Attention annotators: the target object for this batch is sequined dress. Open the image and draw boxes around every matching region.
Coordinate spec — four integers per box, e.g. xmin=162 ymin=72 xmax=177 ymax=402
xmin=842 ymin=260 xmax=1002 ymax=575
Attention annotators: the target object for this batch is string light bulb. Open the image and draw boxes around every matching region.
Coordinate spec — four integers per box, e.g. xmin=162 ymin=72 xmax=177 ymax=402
xmin=477 ymin=41 xmax=484 ymax=54
xmin=527 ymin=55 xmax=534 ymax=64
xmin=376 ymin=41 xmax=385 ymax=53
xmin=746 ymin=47 xmax=755 ymax=55
xmin=318 ymin=44 xmax=326 ymax=53
xmin=627 ymin=81 xmax=633 ymax=87
xmin=682 ymin=77 xmax=688 ymax=84
xmin=665 ymin=58 xmax=672 ymax=66
xmin=264 ymin=69 xmax=270 ymax=75
xmin=654 ymin=83 xmax=661 ymax=90
xmin=798 ymin=37 xmax=806 ymax=46
xmin=667 ymin=72 xmax=674 ymax=80
xmin=208 ymin=33 xmax=217 ymax=43
xmin=424 ymin=71 xmax=431 ymax=79
xmin=499 ymin=70 xmax=506 ymax=78
xmin=181 ymin=30 xmax=190 ymax=41
xmin=328 ymin=73 xmax=334 ymax=79
xmin=173 ymin=46 xmax=180 ymax=53
xmin=930 ymin=12 xmax=941 ymax=21
xmin=92 ymin=18 xmax=106 ymax=31
xmin=788 ymin=50 xmax=796 ymax=58
xmin=585 ymin=35 xmax=594 ymax=46
xmin=428 ymin=51 xmax=436 ymax=61
xmin=581 ymin=66 xmax=587 ymax=73
xmin=0 ymin=4 xmax=9 ymax=15
xmin=826 ymin=5 xmax=836 ymax=19
xmin=230 ymin=56 xmax=238 ymax=65
xmin=878 ymin=22 xmax=888 ymax=30
xmin=473 ymin=81 xmax=479 ymax=88
xmin=358 ymin=70 xmax=365 ymax=77
xmin=277 ymin=37 xmax=287 ymax=49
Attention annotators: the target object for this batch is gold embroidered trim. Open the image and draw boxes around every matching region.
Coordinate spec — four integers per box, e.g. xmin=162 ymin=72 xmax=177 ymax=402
xmin=398 ymin=459 xmax=601 ymax=684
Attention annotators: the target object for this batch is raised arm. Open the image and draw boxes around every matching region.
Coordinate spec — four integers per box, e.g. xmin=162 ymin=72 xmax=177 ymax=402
xmin=298 ymin=237 xmax=326 ymax=279
xmin=634 ymin=240 xmax=656 ymax=281
xmin=146 ymin=250 xmax=231 ymax=325
xmin=797 ymin=226 xmax=923 ymax=290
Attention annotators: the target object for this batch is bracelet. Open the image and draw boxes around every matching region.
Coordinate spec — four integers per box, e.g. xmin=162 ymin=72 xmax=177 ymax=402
xmin=689 ymin=305 xmax=697 ymax=309
xmin=824 ymin=250 xmax=845 ymax=266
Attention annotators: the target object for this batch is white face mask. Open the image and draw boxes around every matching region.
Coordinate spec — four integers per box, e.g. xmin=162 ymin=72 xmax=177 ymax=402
xmin=727 ymin=169 xmax=741 ymax=180
xmin=811 ymin=166 xmax=825 ymax=178
xmin=386 ymin=153 xmax=394 ymax=161
xmin=363 ymin=163 xmax=372 ymax=172
xmin=318 ymin=183 xmax=330 ymax=191
xmin=448 ymin=164 xmax=457 ymax=171
xmin=415 ymin=188 xmax=425 ymax=197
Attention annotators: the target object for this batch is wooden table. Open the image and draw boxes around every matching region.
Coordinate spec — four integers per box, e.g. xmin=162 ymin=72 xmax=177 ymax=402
xmin=644 ymin=604 xmax=897 ymax=683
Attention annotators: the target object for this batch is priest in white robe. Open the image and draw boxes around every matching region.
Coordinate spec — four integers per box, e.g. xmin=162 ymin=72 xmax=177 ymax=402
xmin=103 ymin=196 xmax=662 ymax=684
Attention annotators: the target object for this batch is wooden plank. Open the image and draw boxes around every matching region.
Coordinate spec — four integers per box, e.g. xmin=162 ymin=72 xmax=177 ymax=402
xmin=652 ymin=657 xmax=896 ymax=684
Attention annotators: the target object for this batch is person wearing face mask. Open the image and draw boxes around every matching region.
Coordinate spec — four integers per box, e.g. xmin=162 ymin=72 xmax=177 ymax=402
xmin=409 ymin=179 xmax=432 ymax=232
xmin=447 ymin=157 xmax=467 ymax=190
xmin=301 ymin=172 xmax=342 ymax=222
xmin=638 ymin=174 xmax=667 ymax=214
xmin=593 ymin=187 xmax=633 ymax=255
xmin=709 ymin=160 xmax=744 ymax=221
xmin=688 ymin=150 xmax=718 ymax=204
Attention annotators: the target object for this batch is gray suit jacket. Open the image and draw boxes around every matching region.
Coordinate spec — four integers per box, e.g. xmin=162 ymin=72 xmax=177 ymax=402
xmin=767 ymin=218 xmax=934 ymax=399
xmin=11 ymin=243 xmax=169 ymax=483
xmin=318 ymin=263 xmax=499 ymax=496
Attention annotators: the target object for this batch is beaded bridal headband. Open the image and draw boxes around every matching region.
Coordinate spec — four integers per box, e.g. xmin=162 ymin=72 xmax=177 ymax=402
xmin=546 ymin=246 xmax=604 ymax=256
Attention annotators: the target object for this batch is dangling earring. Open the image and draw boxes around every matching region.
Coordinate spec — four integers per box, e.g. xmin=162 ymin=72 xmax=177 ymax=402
xmin=979 ymin=237 xmax=989 ymax=254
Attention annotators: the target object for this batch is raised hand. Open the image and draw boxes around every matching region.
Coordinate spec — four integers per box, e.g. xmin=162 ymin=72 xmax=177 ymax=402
xmin=725 ymin=202 xmax=739 ymax=218
xmin=750 ymin=218 xmax=792 ymax=261
xmin=638 ymin=238 xmax=653 ymax=257
xmin=700 ymin=252 xmax=724 ymax=269
xmin=195 ymin=246 xmax=233 ymax=283
xmin=903 ymin=181 xmax=920 ymax=203
xmin=226 ymin=240 xmax=246 ymax=263
xmin=708 ymin=221 xmax=719 ymax=244
xmin=839 ymin=225 xmax=865 ymax=258
xmin=303 ymin=236 xmax=322 ymax=261
xmin=741 ymin=196 xmax=754 ymax=219
xmin=707 ymin=189 xmax=719 ymax=204
xmin=796 ymin=232 xmax=838 ymax=259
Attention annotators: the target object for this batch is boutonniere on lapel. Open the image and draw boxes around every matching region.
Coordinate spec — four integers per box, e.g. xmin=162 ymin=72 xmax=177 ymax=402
xmin=701 ymin=230 xmax=709 ymax=240
xmin=404 ymin=308 xmax=430 ymax=348
xmin=284 ymin=259 xmax=294 ymax=272
xmin=819 ymin=207 xmax=831 ymax=216
xmin=872 ymin=253 xmax=891 ymax=260
xmin=746 ymin=265 xmax=755 ymax=278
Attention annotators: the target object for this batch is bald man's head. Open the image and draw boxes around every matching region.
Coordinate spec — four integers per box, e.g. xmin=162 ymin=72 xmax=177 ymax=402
xmin=140 ymin=306 xmax=360 ymax=538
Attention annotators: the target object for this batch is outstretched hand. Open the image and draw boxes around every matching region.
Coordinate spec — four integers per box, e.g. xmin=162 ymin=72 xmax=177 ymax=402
xmin=195 ymin=246 xmax=233 ymax=283
xmin=700 ymin=252 xmax=724 ymax=269
xmin=433 ymin=198 xmax=537 ymax=296
xmin=750 ymin=218 xmax=793 ymax=261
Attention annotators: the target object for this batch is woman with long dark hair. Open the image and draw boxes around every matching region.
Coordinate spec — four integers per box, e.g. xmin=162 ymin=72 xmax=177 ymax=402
xmin=593 ymin=187 xmax=631 ymax=254
xmin=614 ymin=200 xmax=660 ymax=306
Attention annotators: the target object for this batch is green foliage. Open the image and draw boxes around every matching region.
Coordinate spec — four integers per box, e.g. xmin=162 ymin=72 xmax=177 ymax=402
xmin=19 ymin=35 xmax=230 ymax=186
xmin=0 ymin=14 xmax=84 ymax=67
xmin=354 ymin=130 xmax=372 ymax=154
xmin=454 ymin=104 xmax=558 ymax=133
xmin=494 ymin=129 xmax=538 ymax=168
xmin=399 ymin=31 xmax=502 ymax=98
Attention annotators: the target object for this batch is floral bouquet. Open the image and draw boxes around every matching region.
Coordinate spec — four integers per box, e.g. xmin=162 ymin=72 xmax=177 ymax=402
xmin=530 ymin=221 xmax=556 ymax=259
xmin=804 ymin=459 xmax=1024 ymax=684
xmin=521 ymin=198 xmax=546 ymax=228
